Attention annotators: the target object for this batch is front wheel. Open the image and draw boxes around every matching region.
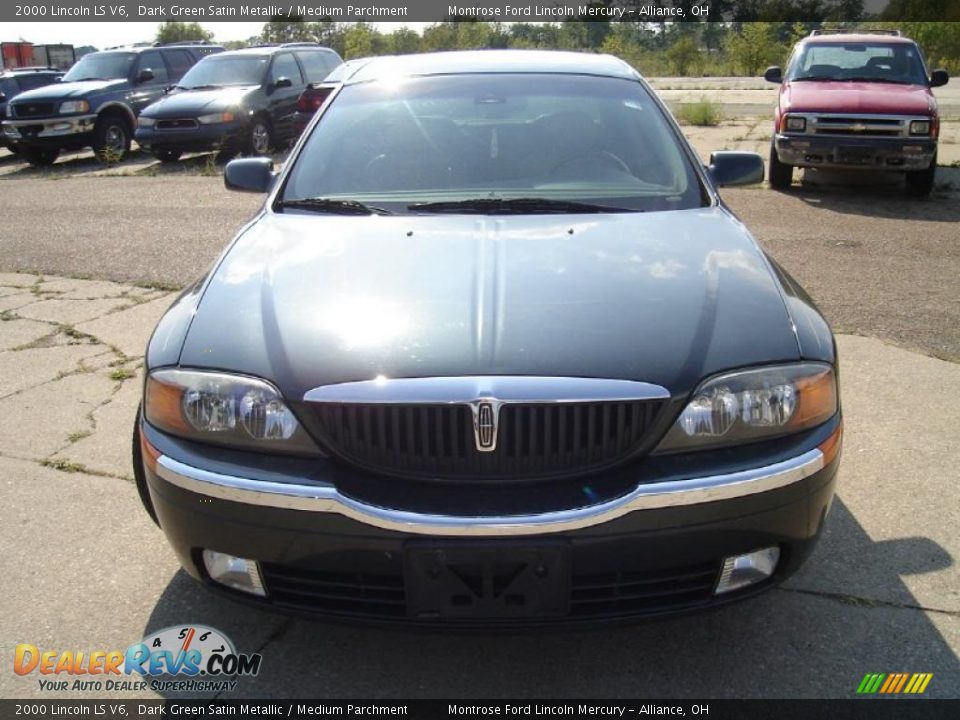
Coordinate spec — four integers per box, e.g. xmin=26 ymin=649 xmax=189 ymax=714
xmin=248 ymin=118 xmax=272 ymax=156
xmin=768 ymin=141 xmax=793 ymax=190
xmin=92 ymin=115 xmax=132 ymax=164
xmin=22 ymin=146 xmax=60 ymax=166
xmin=905 ymin=155 xmax=937 ymax=197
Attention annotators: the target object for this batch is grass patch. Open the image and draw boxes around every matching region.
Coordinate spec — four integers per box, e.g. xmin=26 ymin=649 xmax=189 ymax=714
xmin=109 ymin=367 xmax=137 ymax=381
xmin=67 ymin=430 xmax=92 ymax=443
xmin=676 ymin=97 xmax=723 ymax=127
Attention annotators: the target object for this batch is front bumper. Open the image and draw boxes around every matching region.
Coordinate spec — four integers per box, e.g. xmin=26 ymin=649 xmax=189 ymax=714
xmin=774 ymin=133 xmax=936 ymax=170
xmin=2 ymin=113 xmax=97 ymax=147
xmin=135 ymin=120 xmax=247 ymax=153
xmin=140 ymin=417 xmax=841 ymax=626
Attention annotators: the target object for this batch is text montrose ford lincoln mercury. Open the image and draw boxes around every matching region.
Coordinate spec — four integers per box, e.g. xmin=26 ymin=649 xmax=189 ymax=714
xmin=134 ymin=51 xmax=842 ymax=625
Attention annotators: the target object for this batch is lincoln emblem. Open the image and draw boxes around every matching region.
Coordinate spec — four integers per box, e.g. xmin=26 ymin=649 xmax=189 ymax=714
xmin=472 ymin=401 xmax=499 ymax=452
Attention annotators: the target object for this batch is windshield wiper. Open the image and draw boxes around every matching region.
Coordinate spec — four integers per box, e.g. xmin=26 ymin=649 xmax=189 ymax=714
xmin=407 ymin=197 xmax=639 ymax=214
xmin=845 ymin=77 xmax=912 ymax=84
xmin=72 ymin=77 xmax=107 ymax=81
xmin=792 ymin=76 xmax=841 ymax=82
xmin=184 ymin=84 xmax=223 ymax=90
xmin=278 ymin=197 xmax=393 ymax=216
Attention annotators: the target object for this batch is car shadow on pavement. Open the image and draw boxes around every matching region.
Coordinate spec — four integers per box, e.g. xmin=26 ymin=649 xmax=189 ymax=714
xmin=784 ymin=167 xmax=960 ymax=222
xmin=141 ymin=497 xmax=959 ymax=699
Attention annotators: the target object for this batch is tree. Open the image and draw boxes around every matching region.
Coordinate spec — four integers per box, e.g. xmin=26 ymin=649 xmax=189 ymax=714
xmin=384 ymin=27 xmax=421 ymax=55
xmin=260 ymin=16 xmax=314 ymax=44
xmin=155 ymin=22 xmax=213 ymax=45
xmin=725 ymin=22 xmax=783 ymax=75
xmin=666 ymin=35 xmax=700 ymax=75
xmin=343 ymin=23 xmax=376 ymax=59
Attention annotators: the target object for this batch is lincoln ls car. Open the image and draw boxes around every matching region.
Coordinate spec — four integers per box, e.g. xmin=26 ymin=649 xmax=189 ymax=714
xmin=134 ymin=51 xmax=842 ymax=625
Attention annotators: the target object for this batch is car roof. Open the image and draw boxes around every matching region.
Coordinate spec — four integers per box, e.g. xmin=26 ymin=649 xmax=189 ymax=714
xmin=339 ymin=50 xmax=640 ymax=85
xmin=97 ymin=44 xmax=222 ymax=54
xmin=215 ymin=45 xmax=337 ymax=59
xmin=802 ymin=33 xmax=917 ymax=45
xmin=1 ymin=67 xmax=61 ymax=76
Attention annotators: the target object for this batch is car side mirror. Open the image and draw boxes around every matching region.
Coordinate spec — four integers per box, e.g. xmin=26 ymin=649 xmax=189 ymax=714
xmin=224 ymin=158 xmax=275 ymax=193
xmin=763 ymin=66 xmax=783 ymax=84
xmin=930 ymin=69 xmax=949 ymax=88
xmin=708 ymin=151 xmax=764 ymax=187
xmin=272 ymin=77 xmax=293 ymax=89
xmin=137 ymin=68 xmax=155 ymax=83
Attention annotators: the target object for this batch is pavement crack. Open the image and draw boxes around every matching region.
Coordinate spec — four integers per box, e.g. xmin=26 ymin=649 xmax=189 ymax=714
xmin=777 ymin=586 xmax=960 ymax=617
xmin=212 ymin=619 xmax=292 ymax=700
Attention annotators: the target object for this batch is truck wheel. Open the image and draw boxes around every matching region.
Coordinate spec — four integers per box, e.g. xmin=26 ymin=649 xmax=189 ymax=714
xmin=93 ymin=115 xmax=132 ymax=164
xmin=154 ymin=149 xmax=182 ymax=163
xmin=768 ymin=141 xmax=793 ymax=190
xmin=22 ymin=147 xmax=59 ymax=166
xmin=132 ymin=408 xmax=160 ymax=527
xmin=905 ymin=155 xmax=937 ymax=197
xmin=248 ymin=117 xmax=272 ymax=155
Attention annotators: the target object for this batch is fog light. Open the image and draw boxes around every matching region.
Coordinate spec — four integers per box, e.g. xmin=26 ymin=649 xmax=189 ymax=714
xmin=715 ymin=547 xmax=780 ymax=595
xmin=202 ymin=550 xmax=266 ymax=596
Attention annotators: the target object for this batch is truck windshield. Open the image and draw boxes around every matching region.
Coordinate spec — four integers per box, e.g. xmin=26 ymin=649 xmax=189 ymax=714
xmin=62 ymin=52 xmax=135 ymax=82
xmin=283 ymin=73 xmax=706 ymax=214
xmin=788 ymin=42 xmax=928 ymax=85
xmin=177 ymin=56 xmax=269 ymax=89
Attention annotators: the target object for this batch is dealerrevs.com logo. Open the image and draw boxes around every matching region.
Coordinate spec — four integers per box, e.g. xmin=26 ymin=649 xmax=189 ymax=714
xmin=14 ymin=625 xmax=262 ymax=693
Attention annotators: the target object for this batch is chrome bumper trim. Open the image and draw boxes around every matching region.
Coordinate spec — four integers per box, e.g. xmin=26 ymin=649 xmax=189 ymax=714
xmin=2 ymin=113 xmax=97 ymax=138
xmin=154 ymin=449 xmax=825 ymax=537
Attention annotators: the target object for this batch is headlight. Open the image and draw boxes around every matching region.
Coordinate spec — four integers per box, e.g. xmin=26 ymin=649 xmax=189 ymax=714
xmin=137 ymin=115 xmax=156 ymax=127
xmin=197 ymin=111 xmax=236 ymax=125
xmin=909 ymin=120 xmax=931 ymax=136
xmin=144 ymin=369 xmax=322 ymax=455
xmin=655 ymin=363 xmax=837 ymax=453
xmin=59 ymin=100 xmax=89 ymax=114
xmin=784 ymin=115 xmax=806 ymax=132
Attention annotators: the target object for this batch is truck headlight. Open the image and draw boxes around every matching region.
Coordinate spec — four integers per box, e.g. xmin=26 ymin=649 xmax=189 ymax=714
xmin=145 ymin=369 xmax=322 ymax=455
xmin=59 ymin=100 xmax=89 ymax=114
xmin=909 ymin=120 xmax=931 ymax=136
xmin=655 ymin=363 xmax=837 ymax=452
xmin=784 ymin=115 xmax=806 ymax=132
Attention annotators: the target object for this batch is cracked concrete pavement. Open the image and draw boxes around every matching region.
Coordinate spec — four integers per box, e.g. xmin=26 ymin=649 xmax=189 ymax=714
xmin=0 ymin=272 xmax=957 ymax=699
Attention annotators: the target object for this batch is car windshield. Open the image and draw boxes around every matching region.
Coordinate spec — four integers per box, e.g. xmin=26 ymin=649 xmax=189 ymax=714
xmin=0 ymin=77 xmax=19 ymax=98
xmin=178 ymin=55 xmax=269 ymax=89
xmin=788 ymin=42 xmax=927 ymax=84
xmin=62 ymin=52 xmax=134 ymax=82
xmin=282 ymin=74 xmax=706 ymax=214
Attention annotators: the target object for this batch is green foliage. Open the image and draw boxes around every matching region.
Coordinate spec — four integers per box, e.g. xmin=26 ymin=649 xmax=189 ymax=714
xmin=667 ymin=35 xmax=700 ymax=75
xmin=155 ymin=22 xmax=214 ymax=45
xmin=676 ymin=97 xmax=723 ymax=126
xmin=343 ymin=22 xmax=376 ymax=59
xmin=725 ymin=22 xmax=783 ymax=75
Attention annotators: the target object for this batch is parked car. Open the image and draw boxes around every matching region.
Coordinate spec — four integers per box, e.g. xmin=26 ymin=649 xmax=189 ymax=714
xmin=291 ymin=58 xmax=368 ymax=137
xmin=0 ymin=67 xmax=64 ymax=152
xmin=134 ymin=51 xmax=841 ymax=626
xmin=765 ymin=29 xmax=949 ymax=195
xmin=135 ymin=43 xmax=342 ymax=162
xmin=2 ymin=42 xmax=222 ymax=166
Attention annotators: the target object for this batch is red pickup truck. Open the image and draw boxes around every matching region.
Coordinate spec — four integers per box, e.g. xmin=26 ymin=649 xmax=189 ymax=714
xmin=765 ymin=30 xmax=949 ymax=196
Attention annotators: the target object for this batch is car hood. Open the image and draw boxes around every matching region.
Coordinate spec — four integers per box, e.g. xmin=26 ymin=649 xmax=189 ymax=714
xmin=781 ymin=81 xmax=935 ymax=115
xmin=179 ymin=207 xmax=801 ymax=400
xmin=11 ymin=79 xmax=126 ymax=102
xmin=142 ymin=86 xmax=257 ymax=117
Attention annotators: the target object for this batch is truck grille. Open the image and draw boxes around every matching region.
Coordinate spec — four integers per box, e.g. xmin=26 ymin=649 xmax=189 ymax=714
xmin=311 ymin=400 xmax=664 ymax=480
xmin=12 ymin=102 xmax=54 ymax=118
xmin=813 ymin=115 xmax=903 ymax=136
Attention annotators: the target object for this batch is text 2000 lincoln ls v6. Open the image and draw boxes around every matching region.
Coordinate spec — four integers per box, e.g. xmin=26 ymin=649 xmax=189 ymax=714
xmin=134 ymin=51 xmax=842 ymax=625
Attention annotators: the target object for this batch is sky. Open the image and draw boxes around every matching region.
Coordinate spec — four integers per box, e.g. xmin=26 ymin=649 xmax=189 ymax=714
xmin=4 ymin=22 xmax=425 ymax=48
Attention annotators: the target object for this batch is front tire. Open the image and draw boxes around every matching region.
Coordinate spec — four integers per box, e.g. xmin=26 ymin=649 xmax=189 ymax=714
xmin=768 ymin=141 xmax=793 ymax=190
xmin=905 ymin=154 xmax=937 ymax=197
xmin=22 ymin=146 xmax=59 ymax=166
xmin=248 ymin=117 xmax=272 ymax=156
xmin=93 ymin=115 xmax=132 ymax=164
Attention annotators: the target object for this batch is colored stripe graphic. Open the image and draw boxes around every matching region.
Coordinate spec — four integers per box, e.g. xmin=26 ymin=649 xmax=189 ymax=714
xmin=857 ymin=673 xmax=932 ymax=694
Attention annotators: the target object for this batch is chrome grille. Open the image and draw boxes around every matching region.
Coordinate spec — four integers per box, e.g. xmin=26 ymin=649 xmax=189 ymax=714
xmin=12 ymin=102 xmax=54 ymax=118
xmin=813 ymin=115 xmax=902 ymax=136
xmin=310 ymin=400 xmax=664 ymax=480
